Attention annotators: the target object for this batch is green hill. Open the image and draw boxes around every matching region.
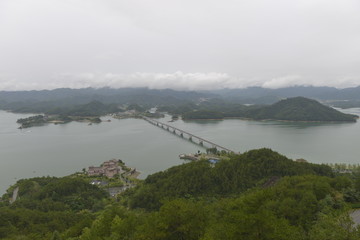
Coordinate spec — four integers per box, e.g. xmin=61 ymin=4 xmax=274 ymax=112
xmin=246 ymin=97 xmax=358 ymax=122
xmin=2 ymin=149 xmax=360 ymax=239
xmin=127 ymin=148 xmax=333 ymax=210
xmin=176 ymin=97 xmax=358 ymax=122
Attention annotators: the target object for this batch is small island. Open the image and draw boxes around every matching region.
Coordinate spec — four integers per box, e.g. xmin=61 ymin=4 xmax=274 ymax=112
xmin=14 ymin=101 xmax=165 ymax=128
xmin=17 ymin=115 xmax=102 ymax=128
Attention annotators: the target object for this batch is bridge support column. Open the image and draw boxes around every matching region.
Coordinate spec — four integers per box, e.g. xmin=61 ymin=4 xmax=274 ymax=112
xmin=143 ymin=118 xmax=235 ymax=154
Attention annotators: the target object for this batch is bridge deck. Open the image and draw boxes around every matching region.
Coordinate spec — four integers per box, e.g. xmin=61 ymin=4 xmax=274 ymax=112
xmin=143 ymin=117 xmax=235 ymax=153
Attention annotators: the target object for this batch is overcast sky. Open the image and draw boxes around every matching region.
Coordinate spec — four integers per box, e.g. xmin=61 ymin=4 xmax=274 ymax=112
xmin=1 ymin=0 xmax=360 ymax=90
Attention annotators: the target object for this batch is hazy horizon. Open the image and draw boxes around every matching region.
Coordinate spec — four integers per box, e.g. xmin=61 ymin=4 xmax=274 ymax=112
xmin=1 ymin=83 xmax=360 ymax=93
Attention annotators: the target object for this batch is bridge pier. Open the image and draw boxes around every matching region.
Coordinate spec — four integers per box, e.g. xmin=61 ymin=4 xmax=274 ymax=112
xmin=142 ymin=117 xmax=235 ymax=154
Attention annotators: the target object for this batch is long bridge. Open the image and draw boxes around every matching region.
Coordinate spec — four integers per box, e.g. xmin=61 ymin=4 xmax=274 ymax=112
xmin=143 ymin=117 xmax=235 ymax=153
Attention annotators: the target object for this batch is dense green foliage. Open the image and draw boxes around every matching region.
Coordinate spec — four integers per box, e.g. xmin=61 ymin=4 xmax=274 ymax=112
xmin=16 ymin=113 xmax=102 ymax=128
xmin=46 ymin=175 xmax=360 ymax=240
xmin=0 ymin=177 xmax=108 ymax=239
xmin=127 ymin=149 xmax=334 ymax=210
xmin=2 ymin=149 xmax=360 ymax=239
xmin=17 ymin=115 xmax=47 ymax=128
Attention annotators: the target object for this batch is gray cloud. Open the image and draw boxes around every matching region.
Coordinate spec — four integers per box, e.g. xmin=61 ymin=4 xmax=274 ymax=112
xmin=0 ymin=0 xmax=360 ymax=90
xmin=1 ymin=72 xmax=359 ymax=91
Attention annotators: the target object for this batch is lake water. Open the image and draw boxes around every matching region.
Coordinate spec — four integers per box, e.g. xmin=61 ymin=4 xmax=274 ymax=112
xmin=1 ymin=109 xmax=360 ymax=194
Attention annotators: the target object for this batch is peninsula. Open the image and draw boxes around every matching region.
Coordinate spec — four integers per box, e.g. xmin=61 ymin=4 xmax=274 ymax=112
xmin=17 ymin=114 xmax=101 ymax=128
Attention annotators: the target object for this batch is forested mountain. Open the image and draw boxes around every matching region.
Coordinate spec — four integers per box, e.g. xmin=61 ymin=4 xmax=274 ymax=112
xmin=211 ymin=86 xmax=360 ymax=104
xmin=246 ymin=97 xmax=358 ymax=122
xmin=1 ymin=87 xmax=359 ymax=122
xmin=1 ymin=148 xmax=360 ymax=239
xmin=180 ymin=97 xmax=358 ymax=122
xmin=0 ymin=88 xmax=214 ymax=112
xmin=1 ymin=86 xmax=360 ymax=115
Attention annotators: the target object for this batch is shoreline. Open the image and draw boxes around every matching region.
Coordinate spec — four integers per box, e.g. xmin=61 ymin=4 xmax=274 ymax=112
xmin=183 ymin=116 xmax=357 ymax=123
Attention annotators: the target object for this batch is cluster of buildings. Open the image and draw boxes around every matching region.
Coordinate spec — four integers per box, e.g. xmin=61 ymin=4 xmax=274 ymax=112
xmin=87 ymin=159 xmax=121 ymax=178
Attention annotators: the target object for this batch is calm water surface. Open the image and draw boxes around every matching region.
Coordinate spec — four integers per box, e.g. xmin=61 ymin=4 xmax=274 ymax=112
xmin=1 ymin=109 xmax=360 ymax=193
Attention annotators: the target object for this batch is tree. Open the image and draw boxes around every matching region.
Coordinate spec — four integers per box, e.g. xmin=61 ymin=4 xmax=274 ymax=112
xmin=50 ymin=230 xmax=62 ymax=240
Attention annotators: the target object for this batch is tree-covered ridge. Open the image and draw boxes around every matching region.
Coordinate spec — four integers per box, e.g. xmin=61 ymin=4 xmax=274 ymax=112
xmin=247 ymin=97 xmax=358 ymax=122
xmin=74 ymin=175 xmax=360 ymax=240
xmin=11 ymin=100 xmax=119 ymax=117
xmin=0 ymin=88 xmax=212 ymax=114
xmin=0 ymin=177 xmax=109 ymax=239
xmin=45 ymin=101 xmax=120 ymax=116
xmin=176 ymin=97 xmax=358 ymax=122
xmin=127 ymin=148 xmax=334 ymax=210
xmin=1 ymin=149 xmax=360 ymax=239
xmin=2 ymin=86 xmax=360 ymax=108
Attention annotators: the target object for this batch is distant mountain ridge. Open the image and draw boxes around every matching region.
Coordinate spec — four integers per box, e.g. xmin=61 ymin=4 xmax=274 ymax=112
xmin=0 ymin=88 xmax=216 ymax=113
xmin=1 ymin=86 xmax=360 ymax=114
xmin=1 ymin=85 xmax=360 ymax=104
xmin=211 ymin=86 xmax=360 ymax=104
xmin=0 ymin=87 xmax=214 ymax=103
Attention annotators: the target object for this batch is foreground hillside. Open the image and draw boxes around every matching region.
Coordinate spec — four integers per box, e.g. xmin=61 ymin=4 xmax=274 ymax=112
xmin=127 ymin=148 xmax=334 ymax=210
xmin=1 ymin=149 xmax=360 ymax=239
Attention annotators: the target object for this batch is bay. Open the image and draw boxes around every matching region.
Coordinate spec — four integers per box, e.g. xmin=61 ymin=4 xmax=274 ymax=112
xmin=1 ymin=108 xmax=360 ymax=194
